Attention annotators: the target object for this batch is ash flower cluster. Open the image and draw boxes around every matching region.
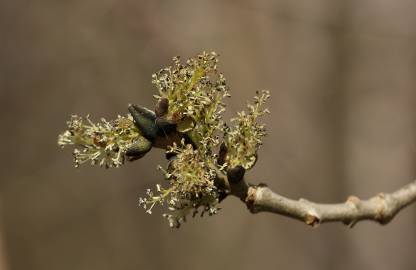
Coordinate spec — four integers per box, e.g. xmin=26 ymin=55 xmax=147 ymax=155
xmin=139 ymin=141 xmax=219 ymax=228
xmin=58 ymin=115 xmax=145 ymax=168
xmin=58 ymin=51 xmax=270 ymax=228
xmin=224 ymin=90 xmax=270 ymax=169
xmin=152 ymin=51 xmax=230 ymax=154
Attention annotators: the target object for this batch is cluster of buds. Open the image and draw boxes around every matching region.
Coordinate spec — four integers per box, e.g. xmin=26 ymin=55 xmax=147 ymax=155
xmin=58 ymin=52 xmax=270 ymax=227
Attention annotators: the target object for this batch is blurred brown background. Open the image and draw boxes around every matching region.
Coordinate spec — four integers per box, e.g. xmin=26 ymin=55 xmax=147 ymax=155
xmin=1 ymin=0 xmax=416 ymax=269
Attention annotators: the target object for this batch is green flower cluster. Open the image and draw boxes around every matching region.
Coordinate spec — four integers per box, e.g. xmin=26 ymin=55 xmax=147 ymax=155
xmin=58 ymin=52 xmax=270 ymax=228
xmin=224 ymin=90 xmax=270 ymax=169
xmin=152 ymin=51 xmax=229 ymax=155
xmin=139 ymin=141 xmax=219 ymax=228
xmin=58 ymin=115 xmax=147 ymax=168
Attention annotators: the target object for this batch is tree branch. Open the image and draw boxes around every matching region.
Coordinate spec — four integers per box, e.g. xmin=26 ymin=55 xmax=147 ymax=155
xmin=58 ymin=51 xmax=416 ymax=228
xmin=229 ymin=179 xmax=416 ymax=227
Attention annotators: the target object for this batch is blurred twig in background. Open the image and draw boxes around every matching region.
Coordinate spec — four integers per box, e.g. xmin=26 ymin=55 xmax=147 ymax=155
xmin=0 ymin=203 xmax=9 ymax=270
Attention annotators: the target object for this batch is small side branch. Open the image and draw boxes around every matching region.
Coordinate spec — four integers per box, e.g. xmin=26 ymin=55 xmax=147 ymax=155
xmin=238 ymin=180 xmax=416 ymax=227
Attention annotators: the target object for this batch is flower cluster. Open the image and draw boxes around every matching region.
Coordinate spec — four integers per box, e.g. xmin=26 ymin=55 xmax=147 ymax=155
xmin=58 ymin=52 xmax=270 ymax=228
xmin=224 ymin=90 xmax=270 ymax=169
xmin=139 ymin=141 xmax=219 ymax=228
xmin=58 ymin=115 xmax=146 ymax=168
xmin=152 ymin=51 xmax=230 ymax=154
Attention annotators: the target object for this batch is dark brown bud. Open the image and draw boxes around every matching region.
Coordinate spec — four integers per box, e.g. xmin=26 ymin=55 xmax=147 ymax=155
xmin=155 ymin=98 xmax=169 ymax=118
xmin=227 ymin=165 xmax=246 ymax=183
xmin=217 ymin=142 xmax=227 ymax=165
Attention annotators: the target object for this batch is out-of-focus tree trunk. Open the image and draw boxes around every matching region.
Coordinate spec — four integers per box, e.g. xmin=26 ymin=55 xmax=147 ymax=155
xmin=0 ymin=203 xmax=9 ymax=270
